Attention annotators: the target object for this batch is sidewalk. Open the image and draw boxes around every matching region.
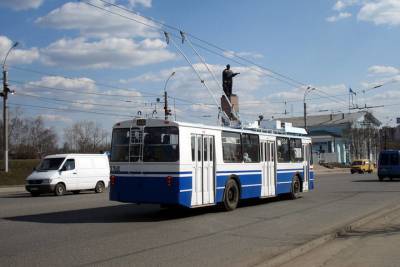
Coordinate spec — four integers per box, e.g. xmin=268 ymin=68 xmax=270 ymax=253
xmin=313 ymin=164 xmax=350 ymax=175
xmin=281 ymin=205 xmax=400 ymax=267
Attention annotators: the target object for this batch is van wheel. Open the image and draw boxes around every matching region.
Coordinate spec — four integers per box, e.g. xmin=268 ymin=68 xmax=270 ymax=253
xmin=95 ymin=181 xmax=105 ymax=193
xmin=54 ymin=183 xmax=65 ymax=196
xmin=223 ymin=179 xmax=239 ymax=211
xmin=289 ymin=176 xmax=301 ymax=199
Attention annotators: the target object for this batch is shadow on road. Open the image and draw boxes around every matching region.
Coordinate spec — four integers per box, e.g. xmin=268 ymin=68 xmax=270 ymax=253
xmin=353 ymin=179 xmax=400 ymax=183
xmin=0 ymin=192 xmax=96 ymax=198
xmin=4 ymin=197 xmax=284 ymax=224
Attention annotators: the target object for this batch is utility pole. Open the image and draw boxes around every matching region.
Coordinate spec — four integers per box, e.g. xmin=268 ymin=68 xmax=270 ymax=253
xmin=1 ymin=41 xmax=18 ymax=173
xmin=303 ymin=86 xmax=315 ymax=130
xmin=163 ymin=71 xmax=175 ymax=121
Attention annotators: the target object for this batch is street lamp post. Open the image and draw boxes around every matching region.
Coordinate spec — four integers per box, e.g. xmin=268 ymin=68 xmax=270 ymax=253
xmin=1 ymin=41 xmax=18 ymax=173
xmin=163 ymin=71 xmax=175 ymax=121
xmin=303 ymin=86 xmax=315 ymax=131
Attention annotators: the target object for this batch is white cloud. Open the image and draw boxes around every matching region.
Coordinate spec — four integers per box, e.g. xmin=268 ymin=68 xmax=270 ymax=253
xmin=128 ymin=0 xmax=152 ymax=8
xmin=0 ymin=0 xmax=43 ymax=10
xmin=40 ymin=114 xmax=73 ymax=123
xmin=223 ymin=50 xmax=264 ymax=60
xmin=35 ymin=1 xmax=159 ymax=38
xmin=333 ymin=0 xmax=359 ymax=11
xmin=326 ymin=12 xmax=352 ymax=22
xmin=40 ymin=37 xmax=176 ymax=69
xmin=26 ymin=76 xmax=98 ymax=92
xmin=358 ymin=0 xmax=400 ymax=26
xmin=368 ymin=65 xmax=399 ymax=75
xmin=0 ymin=36 xmax=39 ymax=65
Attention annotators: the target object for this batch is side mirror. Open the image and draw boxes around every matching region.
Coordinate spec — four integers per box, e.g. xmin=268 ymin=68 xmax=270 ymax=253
xmin=33 ymin=167 xmax=36 ymax=171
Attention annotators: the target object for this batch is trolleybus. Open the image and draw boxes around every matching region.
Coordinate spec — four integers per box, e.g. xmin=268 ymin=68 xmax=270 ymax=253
xmin=109 ymin=118 xmax=314 ymax=210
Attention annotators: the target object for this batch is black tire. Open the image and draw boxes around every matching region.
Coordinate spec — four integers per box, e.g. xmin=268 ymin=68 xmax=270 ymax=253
xmin=95 ymin=181 xmax=105 ymax=193
xmin=54 ymin=183 xmax=65 ymax=196
xmin=72 ymin=190 xmax=80 ymax=194
xmin=289 ymin=176 xmax=301 ymax=200
xmin=223 ymin=179 xmax=240 ymax=211
xmin=378 ymin=176 xmax=384 ymax=181
xmin=30 ymin=192 xmax=40 ymax=197
xmin=351 ymin=170 xmax=355 ymax=174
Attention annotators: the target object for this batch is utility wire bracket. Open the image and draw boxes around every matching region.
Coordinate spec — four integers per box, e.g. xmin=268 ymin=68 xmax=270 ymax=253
xmin=163 ymin=31 xmax=170 ymax=44
xmin=180 ymin=31 xmax=186 ymax=44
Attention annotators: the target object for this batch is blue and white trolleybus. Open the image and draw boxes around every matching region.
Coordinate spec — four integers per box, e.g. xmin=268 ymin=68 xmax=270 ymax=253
xmin=109 ymin=118 xmax=314 ymax=210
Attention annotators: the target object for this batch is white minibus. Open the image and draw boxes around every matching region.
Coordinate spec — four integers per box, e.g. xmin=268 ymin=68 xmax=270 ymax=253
xmin=26 ymin=154 xmax=110 ymax=196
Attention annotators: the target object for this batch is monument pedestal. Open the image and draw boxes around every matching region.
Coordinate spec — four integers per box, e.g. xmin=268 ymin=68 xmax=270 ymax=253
xmin=221 ymin=94 xmax=239 ymax=120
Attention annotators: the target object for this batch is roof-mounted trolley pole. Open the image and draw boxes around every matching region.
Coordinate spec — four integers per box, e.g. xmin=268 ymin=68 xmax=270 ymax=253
xmin=164 ymin=31 xmax=230 ymax=126
xmin=181 ymin=31 xmax=240 ymax=125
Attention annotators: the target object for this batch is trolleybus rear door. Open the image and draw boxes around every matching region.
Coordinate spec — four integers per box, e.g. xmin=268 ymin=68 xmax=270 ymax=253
xmin=303 ymin=143 xmax=310 ymax=192
xmin=191 ymin=134 xmax=215 ymax=206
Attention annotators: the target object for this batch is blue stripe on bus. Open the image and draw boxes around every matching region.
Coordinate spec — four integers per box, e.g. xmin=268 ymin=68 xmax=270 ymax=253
xmin=216 ymin=170 xmax=261 ymax=174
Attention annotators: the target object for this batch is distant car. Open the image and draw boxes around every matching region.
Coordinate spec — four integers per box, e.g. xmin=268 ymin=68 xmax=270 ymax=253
xmin=25 ymin=154 xmax=110 ymax=196
xmin=350 ymin=159 xmax=374 ymax=174
xmin=378 ymin=150 xmax=400 ymax=181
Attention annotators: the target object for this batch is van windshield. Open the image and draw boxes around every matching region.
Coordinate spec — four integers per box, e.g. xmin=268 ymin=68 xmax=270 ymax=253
xmin=37 ymin=158 xmax=65 ymax=171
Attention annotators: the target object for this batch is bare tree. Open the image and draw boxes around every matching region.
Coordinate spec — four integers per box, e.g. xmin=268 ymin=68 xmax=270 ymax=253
xmin=64 ymin=120 xmax=109 ymax=153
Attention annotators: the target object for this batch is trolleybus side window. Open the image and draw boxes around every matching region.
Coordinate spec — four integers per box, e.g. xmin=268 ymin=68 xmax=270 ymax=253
xmin=222 ymin=131 xmax=242 ymax=163
xmin=242 ymin=133 xmax=260 ymax=163
xmin=290 ymin=138 xmax=303 ymax=162
xmin=143 ymin=127 xmax=179 ymax=162
xmin=277 ymin=137 xmax=290 ymax=162
xmin=191 ymin=136 xmax=195 ymax=161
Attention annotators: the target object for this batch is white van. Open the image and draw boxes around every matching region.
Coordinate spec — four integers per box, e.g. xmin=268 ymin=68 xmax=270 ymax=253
xmin=25 ymin=154 xmax=110 ymax=196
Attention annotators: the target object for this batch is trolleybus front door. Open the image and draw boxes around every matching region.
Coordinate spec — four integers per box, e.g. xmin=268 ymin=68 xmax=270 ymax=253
xmin=302 ymin=143 xmax=310 ymax=192
xmin=191 ymin=134 xmax=215 ymax=206
xmin=261 ymin=141 xmax=276 ymax=197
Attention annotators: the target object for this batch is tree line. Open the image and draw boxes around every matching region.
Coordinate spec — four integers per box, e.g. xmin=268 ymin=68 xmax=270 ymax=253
xmin=0 ymin=109 xmax=110 ymax=159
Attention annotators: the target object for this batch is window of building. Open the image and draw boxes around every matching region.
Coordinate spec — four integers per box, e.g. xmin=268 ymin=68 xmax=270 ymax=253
xmin=222 ymin=131 xmax=242 ymax=163
xmin=242 ymin=133 xmax=260 ymax=162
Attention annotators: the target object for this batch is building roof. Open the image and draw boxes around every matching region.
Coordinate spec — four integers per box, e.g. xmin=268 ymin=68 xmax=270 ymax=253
xmin=277 ymin=111 xmax=381 ymax=128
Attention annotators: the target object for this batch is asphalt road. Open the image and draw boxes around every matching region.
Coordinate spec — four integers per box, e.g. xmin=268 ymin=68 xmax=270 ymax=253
xmin=1 ymin=172 xmax=400 ymax=267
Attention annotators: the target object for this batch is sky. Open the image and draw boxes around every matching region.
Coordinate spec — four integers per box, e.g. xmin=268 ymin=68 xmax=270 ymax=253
xmin=0 ymin=0 xmax=400 ymax=139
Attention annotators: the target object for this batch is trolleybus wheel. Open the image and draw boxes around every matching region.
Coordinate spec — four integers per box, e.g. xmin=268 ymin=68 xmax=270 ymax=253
xmin=223 ymin=179 xmax=239 ymax=211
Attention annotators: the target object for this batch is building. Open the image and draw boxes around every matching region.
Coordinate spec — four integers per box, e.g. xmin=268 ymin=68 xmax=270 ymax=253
xmin=278 ymin=111 xmax=381 ymax=164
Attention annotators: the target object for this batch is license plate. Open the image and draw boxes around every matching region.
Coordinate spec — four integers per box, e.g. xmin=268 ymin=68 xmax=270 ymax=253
xmin=30 ymin=187 xmax=39 ymax=191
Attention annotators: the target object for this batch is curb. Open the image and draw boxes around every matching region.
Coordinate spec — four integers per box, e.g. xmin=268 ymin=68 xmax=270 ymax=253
xmin=0 ymin=185 xmax=25 ymax=193
xmin=256 ymin=201 xmax=400 ymax=267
